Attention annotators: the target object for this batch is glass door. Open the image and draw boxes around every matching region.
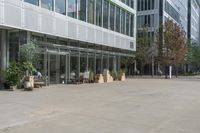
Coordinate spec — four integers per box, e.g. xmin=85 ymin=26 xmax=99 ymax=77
xmin=49 ymin=54 xmax=57 ymax=84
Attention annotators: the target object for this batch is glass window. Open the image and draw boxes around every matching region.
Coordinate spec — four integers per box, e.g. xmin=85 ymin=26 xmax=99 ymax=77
xmin=115 ymin=6 xmax=120 ymax=32
xmin=131 ymin=0 xmax=134 ymax=9
xmin=41 ymin=0 xmax=53 ymax=11
xmin=126 ymin=12 xmax=130 ymax=36
xmin=121 ymin=10 xmax=125 ymax=34
xmin=24 ymin=0 xmax=39 ymax=6
xmin=68 ymin=0 xmax=77 ymax=18
xmin=55 ymin=0 xmax=66 ymax=15
xmin=88 ymin=0 xmax=95 ymax=24
xmin=110 ymin=4 xmax=115 ymax=31
xmin=96 ymin=0 xmax=102 ymax=26
xmin=78 ymin=0 xmax=86 ymax=21
xmin=130 ymin=14 xmax=134 ymax=37
xmin=103 ymin=0 xmax=109 ymax=28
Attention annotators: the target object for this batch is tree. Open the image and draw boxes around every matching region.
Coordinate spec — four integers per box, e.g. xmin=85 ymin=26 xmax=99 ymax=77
xmin=185 ymin=41 xmax=200 ymax=72
xmin=156 ymin=20 xmax=187 ymax=78
xmin=19 ymin=41 xmax=39 ymax=75
xmin=136 ymin=27 xmax=150 ymax=76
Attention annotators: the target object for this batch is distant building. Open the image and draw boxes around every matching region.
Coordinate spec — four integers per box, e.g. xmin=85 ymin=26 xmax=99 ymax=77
xmin=188 ymin=0 xmax=200 ymax=44
xmin=137 ymin=0 xmax=189 ymax=46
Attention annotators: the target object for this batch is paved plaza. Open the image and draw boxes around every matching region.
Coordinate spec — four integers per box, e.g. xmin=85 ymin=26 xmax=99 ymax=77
xmin=0 ymin=78 xmax=200 ymax=133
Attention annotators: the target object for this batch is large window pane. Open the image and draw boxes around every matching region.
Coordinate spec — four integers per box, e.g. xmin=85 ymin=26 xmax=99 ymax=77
xmin=110 ymin=4 xmax=115 ymax=31
xmin=88 ymin=0 xmax=95 ymax=24
xmin=103 ymin=0 xmax=109 ymax=28
xmin=96 ymin=0 xmax=102 ymax=26
xmin=68 ymin=0 xmax=77 ymax=18
xmin=41 ymin=0 xmax=53 ymax=11
xmin=55 ymin=0 xmax=66 ymax=15
xmin=121 ymin=10 xmax=125 ymax=34
xmin=130 ymin=14 xmax=134 ymax=37
xmin=126 ymin=12 xmax=130 ymax=36
xmin=24 ymin=0 xmax=39 ymax=5
xmin=78 ymin=0 xmax=86 ymax=21
xmin=115 ymin=6 xmax=120 ymax=32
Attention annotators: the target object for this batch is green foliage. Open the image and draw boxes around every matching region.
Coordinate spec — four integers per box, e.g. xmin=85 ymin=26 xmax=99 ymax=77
xmin=186 ymin=41 xmax=200 ymax=65
xmin=89 ymin=71 xmax=94 ymax=82
xmin=118 ymin=69 xmax=125 ymax=76
xmin=20 ymin=41 xmax=39 ymax=64
xmin=111 ymin=70 xmax=118 ymax=80
xmin=20 ymin=41 xmax=38 ymax=75
xmin=136 ymin=27 xmax=150 ymax=64
xmin=5 ymin=62 xmax=21 ymax=86
xmin=20 ymin=62 xmax=36 ymax=75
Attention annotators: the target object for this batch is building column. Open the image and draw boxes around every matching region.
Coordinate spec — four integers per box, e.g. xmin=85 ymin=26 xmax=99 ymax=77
xmin=117 ymin=56 xmax=121 ymax=71
xmin=113 ymin=56 xmax=117 ymax=72
xmin=0 ymin=29 xmax=8 ymax=87
xmin=101 ymin=54 xmax=103 ymax=73
xmin=94 ymin=53 xmax=96 ymax=74
xmin=86 ymin=53 xmax=89 ymax=71
xmin=107 ymin=54 xmax=109 ymax=70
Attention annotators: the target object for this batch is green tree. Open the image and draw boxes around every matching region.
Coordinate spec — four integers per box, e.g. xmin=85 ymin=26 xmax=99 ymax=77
xmin=19 ymin=41 xmax=38 ymax=75
xmin=136 ymin=27 xmax=150 ymax=76
xmin=186 ymin=41 xmax=200 ymax=72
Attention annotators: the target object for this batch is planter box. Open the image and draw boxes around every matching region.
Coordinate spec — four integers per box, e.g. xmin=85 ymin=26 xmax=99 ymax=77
xmin=118 ymin=73 xmax=126 ymax=81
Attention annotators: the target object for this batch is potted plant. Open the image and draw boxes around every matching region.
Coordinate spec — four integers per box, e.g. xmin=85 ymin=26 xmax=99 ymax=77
xmin=19 ymin=41 xmax=38 ymax=90
xmin=5 ymin=62 xmax=21 ymax=91
xmin=118 ymin=69 xmax=126 ymax=81
xmin=89 ymin=70 xmax=94 ymax=83
xmin=111 ymin=70 xmax=118 ymax=81
xmin=21 ymin=62 xmax=36 ymax=90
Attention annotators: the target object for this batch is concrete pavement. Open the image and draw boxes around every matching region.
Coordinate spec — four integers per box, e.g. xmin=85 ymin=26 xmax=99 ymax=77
xmin=0 ymin=79 xmax=200 ymax=133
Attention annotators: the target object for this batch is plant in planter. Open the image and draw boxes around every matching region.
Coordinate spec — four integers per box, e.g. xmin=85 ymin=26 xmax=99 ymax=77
xmin=19 ymin=41 xmax=38 ymax=90
xmin=118 ymin=69 xmax=126 ymax=81
xmin=89 ymin=70 xmax=94 ymax=83
xmin=5 ymin=62 xmax=21 ymax=90
xmin=111 ymin=70 xmax=118 ymax=81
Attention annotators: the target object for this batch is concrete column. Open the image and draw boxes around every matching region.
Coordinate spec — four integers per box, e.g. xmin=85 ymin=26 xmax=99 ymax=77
xmin=0 ymin=29 xmax=8 ymax=86
xmin=107 ymin=54 xmax=109 ymax=70
xmin=94 ymin=53 xmax=96 ymax=74
xmin=56 ymin=53 xmax=60 ymax=84
xmin=113 ymin=56 xmax=117 ymax=72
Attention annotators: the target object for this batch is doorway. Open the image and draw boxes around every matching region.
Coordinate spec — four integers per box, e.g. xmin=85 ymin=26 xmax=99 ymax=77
xmin=47 ymin=52 xmax=69 ymax=84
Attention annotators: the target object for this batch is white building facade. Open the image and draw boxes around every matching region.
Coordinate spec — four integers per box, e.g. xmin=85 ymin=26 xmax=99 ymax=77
xmin=0 ymin=0 xmax=137 ymax=84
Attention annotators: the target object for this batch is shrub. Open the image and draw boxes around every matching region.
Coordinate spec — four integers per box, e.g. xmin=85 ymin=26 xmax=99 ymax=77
xmin=5 ymin=62 xmax=21 ymax=87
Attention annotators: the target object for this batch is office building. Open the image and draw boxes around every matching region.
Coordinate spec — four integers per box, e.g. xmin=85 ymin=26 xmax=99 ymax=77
xmin=0 ymin=0 xmax=137 ymax=84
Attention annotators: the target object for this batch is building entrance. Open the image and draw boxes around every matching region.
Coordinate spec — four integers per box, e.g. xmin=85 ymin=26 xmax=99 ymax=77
xmin=46 ymin=51 xmax=69 ymax=84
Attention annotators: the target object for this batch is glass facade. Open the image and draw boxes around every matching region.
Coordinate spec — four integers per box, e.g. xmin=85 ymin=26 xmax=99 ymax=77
xmin=24 ymin=0 xmax=39 ymax=5
xmin=137 ymin=0 xmax=155 ymax=11
xmin=103 ymin=0 xmax=109 ymax=28
xmin=116 ymin=6 xmax=121 ymax=33
xmin=88 ymin=0 xmax=95 ymax=24
xmin=41 ymin=0 xmax=54 ymax=11
xmin=78 ymin=0 xmax=86 ymax=21
xmin=55 ymin=0 xmax=66 ymax=15
xmin=120 ymin=0 xmax=134 ymax=9
xmin=68 ymin=0 xmax=77 ymax=18
xmin=23 ymin=0 xmax=135 ymax=37
xmin=96 ymin=0 xmax=102 ymax=26
xmin=110 ymin=4 xmax=115 ymax=31
xmin=165 ymin=1 xmax=180 ymax=23
xmin=126 ymin=12 xmax=130 ymax=36
xmin=121 ymin=10 xmax=125 ymax=34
